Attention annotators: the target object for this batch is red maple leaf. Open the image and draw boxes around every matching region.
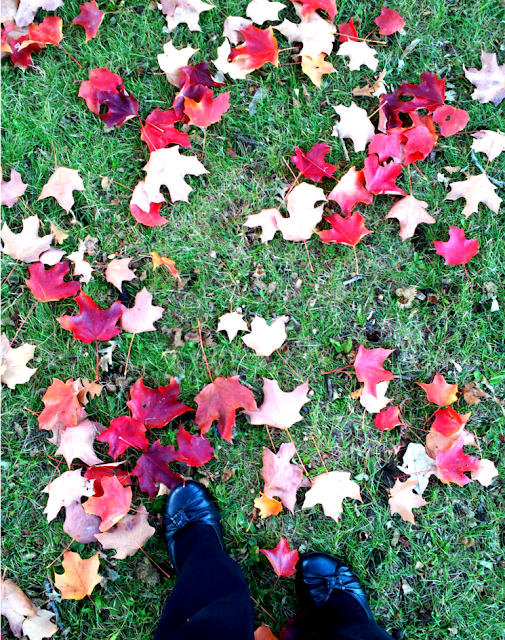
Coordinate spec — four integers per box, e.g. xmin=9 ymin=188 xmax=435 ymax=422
xmin=432 ymin=408 xmax=470 ymax=437
xmin=38 ymin=378 xmax=85 ymax=431
xmin=174 ymin=425 xmax=214 ymax=466
xmin=57 ymin=292 xmax=122 ymax=344
xmin=338 ymin=18 xmax=359 ymax=42
xmin=433 ymin=105 xmax=470 ymax=137
xmin=3 ymin=17 xmax=61 ymax=68
xmin=72 ymin=1 xmax=104 ymax=41
xmin=353 ymin=345 xmax=394 ymax=397
xmin=131 ymin=440 xmax=182 ymax=498
xmin=127 ymin=378 xmax=193 ymax=429
xmin=436 ymin=437 xmax=479 ymax=486
xmin=374 ymin=7 xmax=405 ymax=35
xmin=293 ymin=0 xmax=336 ymax=20
xmin=140 ymin=108 xmax=190 ymax=152
xmin=402 ymin=126 xmax=438 ymax=165
xmin=84 ymin=464 xmax=131 ymax=497
xmin=327 ymin=167 xmax=373 ymax=216
xmin=97 ymin=416 xmax=149 ymax=459
xmin=229 ymin=26 xmax=279 ymax=72
xmin=79 ymin=67 xmax=138 ymax=128
xmin=318 ymin=212 xmax=372 ymax=246
xmin=27 ymin=16 xmax=63 ymax=45
xmin=83 ymin=475 xmax=132 ymax=531
xmin=25 ymin=261 xmax=81 ymax=302
xmin=194 ymin=376 xmax=257 ymax=442
xmin=259 ymin=537 xmax=299 ymax=577
xmin=416 ymin=373 xmax=458 ymax=406
xmin=397 ymin=72 xmax=446 ymax=113
xmin=173 ymin=62 xmax=224 ymax=118
xmin=291 ymin=143 xmax=337 ymax=183
xmin=433 ymin=226 xmax=479 ymax=265
xmin=373 ymin=406 xmax=403 ymax=431
xmin=184 ymin=89 xmax=231 ymax=128
xmin=378 ymin=91 xmax=406 ymax=130
xmin=364 ymin=154 xmax=405 ymax=195
xmin=129 ymin=198 xmax=168 ymax=227
xmin=410 ymin=111 xmax=436 ymax=133
xmin=368 ymin=128 xmax=405 ymax=163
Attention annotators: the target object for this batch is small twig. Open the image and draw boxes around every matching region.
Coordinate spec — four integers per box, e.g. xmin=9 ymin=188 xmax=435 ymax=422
xmin=352 ymin=245 xmax=359 ymax=276
xmin=197 ymin=319 xmax=213 ymax=382
xmin=201 ymin=129 xmax=207 ymax=160
xmin=95 ymin=339 xmax=100 ymax=381
xmin=139 ymin=546 xmax=171 ymax=579
xmin=311 ymin=435 xmax=329 ymax=473
xmin=46 ymin=539 xmax=75 ymax=569
xmin=322 ymin=364 xmax=353 ymax=375
xmin=407 ymin=165 xmax=413 ymax=196
xmin=343 ymin=275 xmax=362 ymax=286
xmin=412 ymin=162 xmax=427 ymax=181
xmin=395 ymin=32 xmax=406 ymax=57
xmin=266 ymin=426 xmax=277 ymax=453
xmin=251 ymin=597 xmax=278 ymax=625
xmin=275 ymin=349 xmax=304 ymax=382
xmin=2 ymin=258 xmax=19 ymax=286
xmin=7 ymin=300 xmax=39 ymax=349
xmin=100 ymin=176 xmax=134 ymax=192
xmin=302 ymin=239 xmax=314 ymax=273
xmin=58 ymin=44 xmax=82 ymax=67
xmin=124 ymin=333 xmax=136 ymax=376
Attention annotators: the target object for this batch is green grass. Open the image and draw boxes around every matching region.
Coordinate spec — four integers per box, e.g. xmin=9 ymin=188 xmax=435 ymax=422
xmin=2 ymin=0 xmax=505 ymax=638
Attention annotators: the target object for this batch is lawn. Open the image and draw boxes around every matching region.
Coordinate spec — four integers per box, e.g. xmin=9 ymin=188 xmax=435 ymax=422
xmin=2 ymin=0 xmax=505 ymax=638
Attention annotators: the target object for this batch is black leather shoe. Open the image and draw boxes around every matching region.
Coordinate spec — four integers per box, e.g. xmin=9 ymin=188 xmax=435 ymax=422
xmin=297 ymin=552 xmax=374 ymax=619
xmin=163 ymin=480 xmax=225 ymax=573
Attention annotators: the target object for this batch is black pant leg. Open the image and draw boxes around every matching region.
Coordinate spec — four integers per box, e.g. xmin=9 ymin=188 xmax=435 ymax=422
xmin=315 ymin=592 xmax=394 ymax=640
xmin=153 ymin=542 xmax=255 ymax=640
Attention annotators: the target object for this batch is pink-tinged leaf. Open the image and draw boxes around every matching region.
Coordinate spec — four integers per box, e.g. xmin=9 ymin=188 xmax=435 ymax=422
xmin=25 ymin=261 xmax=81 ymax=302
xmin=368 ymin=128 xmax=405 ymax=163
xmin=291 ymin=143 xmax=337 ymax=183
xmin=338 ymin=18 xmax=359 ymax=43
xmin=432 ymin=408 xmax=470 ymax=437
xmin=140 ymin=108 xmax=190 ymax=152
xmin=436 ymin=437 xmax=479 ymax=486
xmin=353 ymin=345 xmax=394 ymax=398
xmin=174 ymin=425 xmax=214 ymax=466
xmin=433 ymin=105 xmax=470 ymax=137
xmin=97 ymin=416 xmax=149 ymax=459
xmin=318 ymin=212 xmax=372 ymax=246
xmin=259 ymin=537 xmax=299 ymax=577
xmin=433 ymin=226 xmax=479 ymax=265
xmin=129 ymin=183 xmax=168 ymax=227
xmin=72 ymin=1 xmax=105 ymax=41
xmin=292 ymin=0 xmax=336 ymax=20
xmin=374 ymin=7 xmax=405 ymax=35
xmin=402 ymin=126 xmax=438 ymax=165
xmin=364 ymin=154 xmax=405 ymax=196
xmin=327 ymin=167 xmax=373 ymax=216
xmin=57 ymin=292 xmax=122 ymax=344
xmin=127 ymin=378 xmax=193 ymax=429
xmin=131 ymin=440 xmax=182 ymax=498
xmin=373 ymin=406 xmax=402 ymax=431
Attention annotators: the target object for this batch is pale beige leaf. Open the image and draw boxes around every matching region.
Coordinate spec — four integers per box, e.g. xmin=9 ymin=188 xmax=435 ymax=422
xmin=157 ymin=40 xmax=198 ymax=86
xmin=1 ymin=215 xmax=53 ymax=263
xmin=49 ymin=221 xmax=69 ymax=244
xmin=337 ymin=40 xmax=378 ymax=72
xmin=464 ymin=51 xmax=505 ymax=106
xmin=43 ymin=468 xmax=95 ymax=522
xmin=1 ymin=169 xmax=27 ymax=207
xmin=359 ymin=381 xmax=391 ymax=413
xmin=385 ymin=196 xmax=435 ymax=241
xmin=54 ymin=551 xmax=102 ymax=600
xmin=445 ymin=173 xmax=501 ymax=217
xmin=22 ymin=607 xmax=58 ymax=640
xmin=143 ymin=147 xmax=208 ymax=204
xmin=223 ymin=15 xmax=252 ymax=44
xmin=1 ymin=333 xmax=37 ymax=389
xmin=0 ymin=578 xmax=36 ymax=639
xmin=388 ymin=477 xmax=427 ymax=524
xmin=275 ymin=7 xmax=335 ymax=59
xmin=333 ymin=102 xmax=375 ymax=153
xmin=246 ymin=0 xmax=284 ymax=25
xmin=301 ymin=54 xmax=335 ymax=88
xmin=217 ymin=311 xmax=249 ymax=341
xmin=106 ymin=257 xmax=136 ymax=291
xmin=242 ymin=315 xmax=288 ymax=356
xmin=95 ymin=505 xmax=155 ymax=559
xmin=302 ymin=471 xmax=362 ymax=522
xmin=160 ymin=0 xmax=214 ymax=32
xmin=49 ymin=418 xmax=102 ymax=467
xmin=15 ymin=0 xmax=62 ymax=26
xmin=471 ymin=130 xmax=505 ymax=162
xmin=119 ymin=287 xmax=164 ymax=334
xmin=277 ymin=182 xmax=326 ymax=241
xmin=39 ymin=247 xmax=65 ymax=265
xmin=398 ymin=443 xmax=436 ymax=495
xmin=471 ymin=458 xmax=499 ymax=487
xmin=213 ymin=38 xmax=251 ymax=80
xmin=243 ymin=378 xmax=310 ymax=429
xmin=76 ymin=378 xmax=103 ymax=405
xmin=243 ymin=208 xmax=283 ymax=243
xmin=67 ymin=250 xmax=93 ymax=284
xmin=38 ymin=167 xmax=85 ymax=213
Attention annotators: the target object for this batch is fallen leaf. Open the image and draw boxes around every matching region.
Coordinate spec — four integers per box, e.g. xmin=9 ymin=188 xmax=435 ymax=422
xmin=433 ymin=226 xmax=479 ymax=266
xmin=462 ymin=381 xmax=488 ymax=406
xmin=1 ymin=333 xmax=37 ymax=389
xmin=373 ymin=406 xmax=402 ymax=431
xmin=106 ymin=258 xmax=136 ymax=291
xmin=254 ymin=493 xmax=283 ymax=518
xmin=303 ymin=471 xmax=362 ymax=522
xmin=333 ymin=102 xmax=375 ymax=152
xmin=38 ymin=377 xmax=85 ymax=431
xmin=1 ymin=215 xmax=53 ymax=263
xmin=67 ymin=250 xmax=94 ymax=284
xmin=54 ymin=551 xmax=102 ymax=600
xmin=131 ymin=440 xmax=182 ymax=498
xmin=338 ymin=17 xmax=359 ymax=42
xmin=22 ymin=606 xmax=58 ymax=640
xmin=259 ymin=537 xmax=299 ymax=577
xmin=194 ymin=376 xmax=257 ymax=441
xmin=354 ymin=344 xmax=394 ymax=398
xmin=416 ymin=372 xmax=458 ymax=406
xmin=242 ymin=315 xmax=289 ymax=356
xmin=160 ymin=0 xmax=214 ymax=32
xmin=84 ymin=462 xmax=131 ymax=497
xmin=389 ymin=478 xmax=427 ymax=523
xmin=50 ymin=417 xmax=102 ymax=467
xmin=327 ymin=166 xmax=373 ymax=216
xmin=158 ymin=40 xmax=198 ymax=86
xmin=246 ymin=0 xmax=285 ymax=25
xmin=435 ymin=436 xmax=479 ymax=486
xmin=25 ymin=261 xmax=81 ymax=302
xmin=337 ymin=40 xmax=378 ymax=72
xmin=229 ymin=25 xmax=279 ymax=72
xmin=275 ymin=7 xmax=336 ymax=59
xmin=97 ymin=416 xmax=149 ymax=459
xmin=0 ymin=578 xmax=36 ymax=639
xmin=63 ymin=501 xmax=101 ymax=543
xmin=254 ymin=623 xmax=279 ymax=640
xmin=364 ymin=154 xmax=405 ymax=196
xmin=1 ymin=168 xmax=27 ymax=207
xmin=426 ymin=427 xmax=475 ymax=459
xmin=445 ymin=173 xmax=501 ymax=217
xmin=464 ymin=51 xmax=505 ymax=106
xmin=72 ymin=1 xmax=104 ymax=41
xmin=295 ymin=0 xmax=336 ymax=20
xmin=243 ymin=378 xmax=310 ymax=429
xmin=374 ymin=7 xmax=404 ymax=35
xmin=173 ymin=425 xmax=214 ymax=466
xmin=38 ymin=167 xmax=85 ymax=213
xmin=385 ymin=195 xmax=435 ymax=241
xmin=43 ymin=468 xmax=95 ymax=522
xmin=129 ymin=181 xmax=168 ymax=226
xmin=15 ymin=0 xmax=63 ymax=27
xmin=83 ymin=475 xmax=132 ymax=531
xmin=57 ymin=292 xmax=123 ymax=344
xmin=127 ymin=377 xmax=192 ymax=429
xmin=261 ymin=443 xmax=304 ymax=512
xmin=318 ymin=211 xmax=372 ymax=247
xmin=223 ymin=15 xmax=252 ymax=44
xmin=471 ymin=459 xmax=499 ymax=487
xmin=213 ymin=38 xmax=251 ymax=80
xmin=301 ymin=54 xmax=335 ymax=88
xmin=291 ymin=142 xmax=337 ymax=182
xmin=217 ymin=311 xmax=249 ymax=341
xmin=432 ymin=105 xmax=469 ymax=137
xmin=471 ymin=130 xmax=505 ymax=162
xmin=143 ymin=146 xmax=208 ymax=204
xmin=184 ymin=89 xmax=231 ymax=128
xmin=151 ymin=251 xmax=180 ymax=279
xmin=398 ymin=443 xmax=436 ymax=495
xmin=276 ymin=182 xmax=326 ymax=241
xmin=95 ymin=505 xmax=155 ymax=559
xmin=359 ymin=381 xmax=392 ymax=413
xmin=40 ymin=247 xmax=65 ymax=265
xmin=119 ymin=287 xmax=164 ymax=334
xmin=78 ymin=67 xmax=139 ymax=128
xmin=353 ymin=69 xmax=387 ymax=98
xmin=431 ymin=407 xmax=470 ymax=436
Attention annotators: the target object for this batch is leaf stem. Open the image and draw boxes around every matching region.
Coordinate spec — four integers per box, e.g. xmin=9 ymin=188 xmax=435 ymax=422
xmin=124 ymin=332 xmax=136 ymax=376
xmin=197 ymin=319 xmax=213 ymax=382
xmin=286 ymin=428 xmax=310 ymax=477
xmin=8 ymin=300 xmax=39 ymax=350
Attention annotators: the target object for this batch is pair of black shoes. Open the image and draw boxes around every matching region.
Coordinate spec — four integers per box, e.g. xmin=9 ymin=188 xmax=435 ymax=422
xmin=163 ymin=480 xmax=373 ymax=619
